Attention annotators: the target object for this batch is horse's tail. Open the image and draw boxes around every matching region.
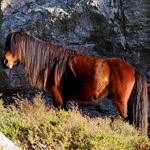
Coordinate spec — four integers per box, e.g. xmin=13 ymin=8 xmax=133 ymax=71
xmin=127 ymin=70 xmax=148 ymax=136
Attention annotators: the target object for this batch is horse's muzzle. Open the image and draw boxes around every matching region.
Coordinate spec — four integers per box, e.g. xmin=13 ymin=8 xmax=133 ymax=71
xmin=2 ymin=58 xmax=10 ymax=68
xmin=3 ymin=59 xmax=8 ymax=65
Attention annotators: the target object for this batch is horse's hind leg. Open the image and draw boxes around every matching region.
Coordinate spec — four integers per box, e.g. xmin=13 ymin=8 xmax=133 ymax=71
xmin=108 ymin=83 xmax=134 ymax=119
xmin=106 ymin=57 xmax=136 ymax=119
xmin=108 ymin=64 xmax=135 ymax=119
xmin=112 ymin=97 xmax=128 ymax=118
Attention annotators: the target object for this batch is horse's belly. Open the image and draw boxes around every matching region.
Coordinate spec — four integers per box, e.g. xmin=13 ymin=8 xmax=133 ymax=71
xmin=90 ymin=89 xmax=109 ymax=103
xmin=68 ymin=88 xmax=109 ymax=104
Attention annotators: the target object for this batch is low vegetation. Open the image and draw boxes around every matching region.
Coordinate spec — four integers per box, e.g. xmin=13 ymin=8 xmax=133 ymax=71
xmin=0 ymin=93 xmax=149 ymax=149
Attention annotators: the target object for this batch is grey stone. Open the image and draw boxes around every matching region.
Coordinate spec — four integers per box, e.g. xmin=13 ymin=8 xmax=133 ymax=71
xmin=0 ymin=132 xmax=19 ymax=150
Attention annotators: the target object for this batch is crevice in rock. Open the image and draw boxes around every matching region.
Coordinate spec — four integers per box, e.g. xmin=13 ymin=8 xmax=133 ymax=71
xmin=0 ymin=1 xmax=3 ymax=48
xmin=120 ymin=0 xmax=128 ymax=61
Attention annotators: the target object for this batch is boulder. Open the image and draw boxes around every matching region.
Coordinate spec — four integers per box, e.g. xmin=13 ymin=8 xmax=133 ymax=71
xmin=0 ymin=132 xmax=19 ymax=150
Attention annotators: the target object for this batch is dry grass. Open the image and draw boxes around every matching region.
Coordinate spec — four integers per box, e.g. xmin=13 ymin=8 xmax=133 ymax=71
xmin=0 ymin=93 xmax=149 ymax=149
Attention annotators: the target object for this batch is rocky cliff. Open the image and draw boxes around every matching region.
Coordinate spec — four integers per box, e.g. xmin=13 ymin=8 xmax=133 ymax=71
xmin=0 ymin=0 xmax=149 ymax=69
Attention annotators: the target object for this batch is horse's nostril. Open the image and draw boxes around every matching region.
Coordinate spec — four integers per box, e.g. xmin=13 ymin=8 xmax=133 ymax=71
xmin=4 ymin=59 xmax=8 ymax=65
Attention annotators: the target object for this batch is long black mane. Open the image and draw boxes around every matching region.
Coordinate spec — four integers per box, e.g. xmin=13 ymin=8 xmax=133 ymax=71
xmin=5 ymin=30 xmax=78 ymax=89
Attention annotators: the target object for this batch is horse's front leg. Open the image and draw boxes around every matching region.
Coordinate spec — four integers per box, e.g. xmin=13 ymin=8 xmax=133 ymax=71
xmin=49 ymin=85 xmax=68 ymax=110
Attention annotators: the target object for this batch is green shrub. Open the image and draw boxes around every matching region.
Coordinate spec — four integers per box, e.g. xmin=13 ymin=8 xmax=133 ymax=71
xmin=0 ymin=93 xmax=149 ymax=149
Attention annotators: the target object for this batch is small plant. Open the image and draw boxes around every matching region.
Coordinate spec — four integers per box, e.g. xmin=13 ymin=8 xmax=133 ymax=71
xmin=0 ymin=92 xmax=149 ymax=149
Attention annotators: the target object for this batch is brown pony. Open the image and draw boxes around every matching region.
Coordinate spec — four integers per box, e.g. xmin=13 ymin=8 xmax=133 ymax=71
xmin=2 ymin=28 xmax=148 ymax=136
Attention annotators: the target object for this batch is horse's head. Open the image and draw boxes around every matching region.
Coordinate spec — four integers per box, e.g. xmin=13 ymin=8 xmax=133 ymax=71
xmin=2 ymin=28 xmax=25 ymax=68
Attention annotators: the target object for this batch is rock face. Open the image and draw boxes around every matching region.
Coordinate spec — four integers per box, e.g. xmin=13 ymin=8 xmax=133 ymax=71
xmin=0 ymin=0 xmax=149 ymax=61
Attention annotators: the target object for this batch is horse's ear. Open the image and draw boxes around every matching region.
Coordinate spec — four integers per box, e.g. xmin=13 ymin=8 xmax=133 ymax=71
xmin=9 ymin=27 xmax=13 ymax=32
xmin=20 ymin=28 xmax=25 ymax=37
